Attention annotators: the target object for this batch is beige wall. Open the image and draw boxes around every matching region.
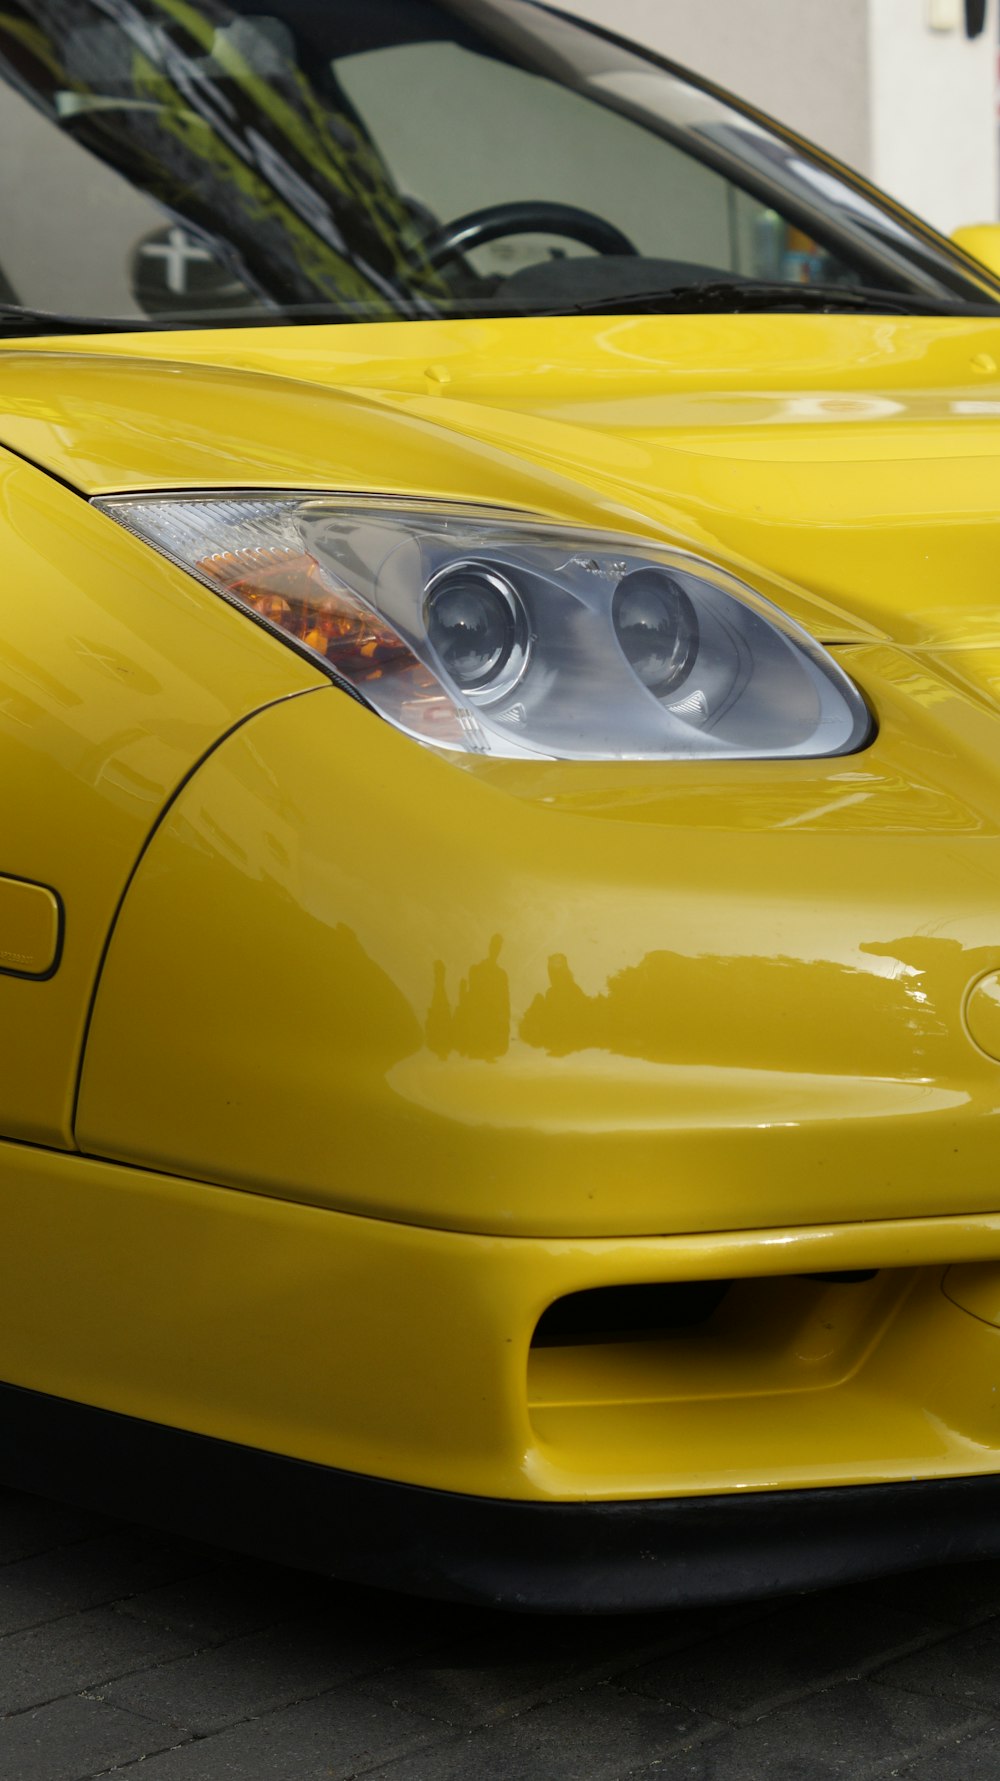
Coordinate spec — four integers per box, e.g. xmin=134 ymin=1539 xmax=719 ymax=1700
xmin=869 ymin=0 xmax=999 ymax=230
xmin=559 ymin=0 xmax=873 ymax=167
xmin=560 ymin=0 xmax=999 ymax=233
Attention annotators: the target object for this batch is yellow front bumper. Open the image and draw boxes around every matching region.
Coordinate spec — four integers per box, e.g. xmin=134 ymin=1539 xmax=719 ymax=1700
xmin=7 ymin=1135 xmax=1000 ymax=1504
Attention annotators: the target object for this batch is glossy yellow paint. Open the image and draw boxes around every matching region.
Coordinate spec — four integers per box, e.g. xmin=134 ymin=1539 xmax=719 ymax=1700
xmin=942 ymin=1261 xmax=1000 ymax=1326
xmin=964 ymin=972 xmax=1000 ymax=1060
xmin=74 ymin=641 xmax=1000 ymax=1239
xmin=952 ymin=224 xmax=1000 ymax=280
xmin=3 ymin=1132 xmax=1000 ymax=1499
xmin=0 ymin=448 xmax=324 ymax=1145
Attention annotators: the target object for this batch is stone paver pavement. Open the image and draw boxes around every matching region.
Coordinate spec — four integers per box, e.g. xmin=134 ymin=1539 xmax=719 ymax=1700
xmin=2 ymin=1483 xmax=1000 ymax=1779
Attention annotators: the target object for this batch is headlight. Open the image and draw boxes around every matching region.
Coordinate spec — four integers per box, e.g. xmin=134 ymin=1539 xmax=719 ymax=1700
xmin=94 ymin=495 xmax=871 ymax=761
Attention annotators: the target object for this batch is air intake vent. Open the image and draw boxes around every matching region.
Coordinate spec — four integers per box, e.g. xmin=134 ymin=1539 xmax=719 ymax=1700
xmin=533 ymin=1281 xmax=730 ymax=1346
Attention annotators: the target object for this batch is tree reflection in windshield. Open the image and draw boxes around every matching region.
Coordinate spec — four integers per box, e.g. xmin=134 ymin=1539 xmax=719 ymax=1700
xmin=0 ymin=0 xmax=446 ymax=315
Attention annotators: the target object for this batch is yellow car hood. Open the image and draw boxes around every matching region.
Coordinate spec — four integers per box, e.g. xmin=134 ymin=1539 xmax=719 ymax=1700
xmin=2 ymin=312 xmax=1000 ymax=648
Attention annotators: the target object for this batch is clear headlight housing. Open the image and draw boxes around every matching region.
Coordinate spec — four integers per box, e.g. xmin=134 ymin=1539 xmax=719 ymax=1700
xmin=95 ymin=495 xmax=871 ymax=761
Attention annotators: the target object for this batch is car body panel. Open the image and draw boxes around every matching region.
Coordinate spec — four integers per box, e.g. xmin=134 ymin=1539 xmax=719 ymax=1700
xmin=1 ymin=315 xmax=1000 ymax=649
xmin=4 ymin=1131 xmax=1000 ymax=1502
xmin=76 ymin=661 xmax=1000 ymax=1238
xmin=952 ymin=225 xmax=1000 ymax=281
xmin=0 ymin=447 xmax=323 ymax=1145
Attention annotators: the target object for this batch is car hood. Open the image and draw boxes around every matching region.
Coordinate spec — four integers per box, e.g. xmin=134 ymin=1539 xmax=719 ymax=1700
xmin=2 ymin=312 xmax=999 ymax=648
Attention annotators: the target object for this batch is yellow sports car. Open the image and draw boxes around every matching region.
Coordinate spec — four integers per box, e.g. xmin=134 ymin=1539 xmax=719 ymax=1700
xmin=2 ymin=0 xmax=1000 ymax=1611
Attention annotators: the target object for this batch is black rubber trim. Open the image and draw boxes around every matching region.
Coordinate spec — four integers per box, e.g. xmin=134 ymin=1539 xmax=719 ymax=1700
xmin=2 ymin=1380 xmax=1000 ymax=1612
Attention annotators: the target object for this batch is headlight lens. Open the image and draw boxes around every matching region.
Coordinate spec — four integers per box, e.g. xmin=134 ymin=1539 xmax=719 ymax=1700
xmin=94 ymin=494 xmax=871 ymax=761
xmin=612 ymin=568 xmax=699 ymax=699
xmin=424 ymin=563 xmax=529 ymax=696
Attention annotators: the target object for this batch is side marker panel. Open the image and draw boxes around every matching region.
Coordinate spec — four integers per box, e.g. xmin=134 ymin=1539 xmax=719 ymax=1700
xmin=0 ymin=876 xmax=62 ymax=979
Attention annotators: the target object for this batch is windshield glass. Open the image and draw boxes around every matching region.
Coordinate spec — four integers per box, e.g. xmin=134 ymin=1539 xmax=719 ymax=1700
xmin=0 ymin=0 xmax=994 ymax=328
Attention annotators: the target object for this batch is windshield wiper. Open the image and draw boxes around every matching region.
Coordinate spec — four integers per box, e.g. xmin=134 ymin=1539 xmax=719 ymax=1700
xmin=2 ymin=283 xmax=996 ymax=339
xmin=0 ymin=303 xmax=179 ymax=338
xmin=548 ymin=280 xmax=1000 ymax=319
xmin=0 ymin=300 xmax=431 ymax=337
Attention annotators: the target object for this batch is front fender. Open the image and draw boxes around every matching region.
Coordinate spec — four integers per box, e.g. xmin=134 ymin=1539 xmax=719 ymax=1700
xmin=77 ymin=654 xmax=1000 ymax=1237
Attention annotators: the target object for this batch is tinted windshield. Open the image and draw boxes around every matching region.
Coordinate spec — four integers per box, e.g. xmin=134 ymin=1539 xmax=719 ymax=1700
xmin=0 ymin=0 xmax=994 ymax=327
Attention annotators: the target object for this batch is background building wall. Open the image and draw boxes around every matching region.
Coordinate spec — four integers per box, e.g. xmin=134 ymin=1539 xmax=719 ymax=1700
xmin=560 ymin=0 xmax=872 ymax=170
xmin=560 ymin=0 xmax=998 ymax=234
xmin=868 ymin=0 xmax=999 ymax=230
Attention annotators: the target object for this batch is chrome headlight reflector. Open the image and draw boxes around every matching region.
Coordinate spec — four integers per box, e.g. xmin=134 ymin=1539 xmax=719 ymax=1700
xmin=94 ymin=494 xmax=871 ymax=762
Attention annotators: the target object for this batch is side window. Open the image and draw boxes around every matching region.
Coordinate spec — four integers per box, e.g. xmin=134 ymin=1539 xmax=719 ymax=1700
xmin=335 ymin=40 xmax=847 ymax=284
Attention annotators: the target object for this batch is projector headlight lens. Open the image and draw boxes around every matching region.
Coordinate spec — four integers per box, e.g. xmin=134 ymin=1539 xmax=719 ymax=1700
xmin=424 ymin=564 xmax=528 ymax=696
xmin=612 ymin=567 xmax=699 ymax=699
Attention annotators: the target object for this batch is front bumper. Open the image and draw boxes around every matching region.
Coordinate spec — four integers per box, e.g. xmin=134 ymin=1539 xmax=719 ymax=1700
xmin=33 ymin=641 xmax=1000 ymax=1600
xmin=7 ymin=1379 xmax=1000 ymax=1612
xmin=6 ymin=1141 xmax=1000 ymax=1560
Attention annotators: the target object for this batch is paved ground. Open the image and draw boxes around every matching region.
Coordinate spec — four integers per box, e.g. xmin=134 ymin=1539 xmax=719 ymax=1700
xmin=3 ymin=1486 xmax=1000 ymax=1779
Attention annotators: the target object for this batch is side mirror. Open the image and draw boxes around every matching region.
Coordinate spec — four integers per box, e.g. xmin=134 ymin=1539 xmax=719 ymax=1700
xmin=951 ymin=224 xmax=1000 ymax=281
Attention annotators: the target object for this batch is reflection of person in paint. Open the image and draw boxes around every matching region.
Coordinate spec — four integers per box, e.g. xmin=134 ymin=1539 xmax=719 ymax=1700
xmin=426 ymin=960 xmax=453 ymax=1061
xmin=427 ymin=936 xmax=510 ymax=1062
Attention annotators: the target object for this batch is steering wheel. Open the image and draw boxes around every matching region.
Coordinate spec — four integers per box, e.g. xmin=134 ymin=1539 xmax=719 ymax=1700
xmin=423 ymin=201 xmax=638 ymax=270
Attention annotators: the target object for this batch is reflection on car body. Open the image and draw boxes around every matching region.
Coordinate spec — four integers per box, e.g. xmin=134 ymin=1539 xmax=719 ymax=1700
xmin=0 ymin=0 xmax=998 ymax=1610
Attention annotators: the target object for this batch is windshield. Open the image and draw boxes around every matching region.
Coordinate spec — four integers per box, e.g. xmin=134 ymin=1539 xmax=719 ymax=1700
xmin=0 ymin=0 xmax=995 ymax=329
